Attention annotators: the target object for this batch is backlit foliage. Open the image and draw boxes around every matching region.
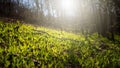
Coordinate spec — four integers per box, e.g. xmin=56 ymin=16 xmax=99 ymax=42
xmin=0 ymin=21 xmax=120 ymax=68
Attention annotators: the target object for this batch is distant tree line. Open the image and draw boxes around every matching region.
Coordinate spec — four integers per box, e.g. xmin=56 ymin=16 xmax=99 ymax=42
xmin=0 ymin=0 xmax=120 ymax=40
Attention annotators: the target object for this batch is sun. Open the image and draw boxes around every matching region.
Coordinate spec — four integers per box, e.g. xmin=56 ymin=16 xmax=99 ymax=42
xmin=61 ymin=0 xmax=74 ymax=10
xmin=60 ymin=0 xmax=77 ymax=16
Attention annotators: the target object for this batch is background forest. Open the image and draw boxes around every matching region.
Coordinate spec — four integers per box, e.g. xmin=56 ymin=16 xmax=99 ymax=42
xmin=0 ymin=0 xmax=120 ymax=36
xmin=0 ymin=0 xmax=120 ymax=68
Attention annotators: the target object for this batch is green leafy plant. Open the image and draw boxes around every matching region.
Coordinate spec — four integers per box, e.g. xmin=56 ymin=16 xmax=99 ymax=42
xmin=0 ymin=21 xmax=120 ymax=68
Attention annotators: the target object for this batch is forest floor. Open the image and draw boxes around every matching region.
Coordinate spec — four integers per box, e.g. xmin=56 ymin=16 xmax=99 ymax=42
xmin=0 ymin=20 xmax=120 ymax=68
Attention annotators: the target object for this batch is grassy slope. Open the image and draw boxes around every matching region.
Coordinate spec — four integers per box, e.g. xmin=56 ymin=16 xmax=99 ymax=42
xmin=0 ymin=21 xmax=120 ymax=68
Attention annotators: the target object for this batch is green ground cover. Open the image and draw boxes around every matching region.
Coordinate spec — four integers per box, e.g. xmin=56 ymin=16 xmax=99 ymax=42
xmin=0 ymin=21 xmax=120 ymax=68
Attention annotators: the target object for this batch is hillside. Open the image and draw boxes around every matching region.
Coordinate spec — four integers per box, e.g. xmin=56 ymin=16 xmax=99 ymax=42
xmin=0 ymin=21 xmax=120 ymax=68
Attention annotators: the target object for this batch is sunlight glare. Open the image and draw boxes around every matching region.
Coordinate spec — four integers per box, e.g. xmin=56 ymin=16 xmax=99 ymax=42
xmin=61 ymin=0 xmax=77 ymax=16
xmin=61 ymin=0 xmax=74 ymax=10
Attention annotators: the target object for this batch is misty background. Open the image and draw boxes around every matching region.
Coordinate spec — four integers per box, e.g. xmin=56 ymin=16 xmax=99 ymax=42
xmin=0 ymin=0 xmax=120 ymax=40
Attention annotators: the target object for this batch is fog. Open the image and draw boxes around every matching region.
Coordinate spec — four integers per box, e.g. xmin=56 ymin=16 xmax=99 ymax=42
xmin=0 ymin=0 xmax=120 ymax=36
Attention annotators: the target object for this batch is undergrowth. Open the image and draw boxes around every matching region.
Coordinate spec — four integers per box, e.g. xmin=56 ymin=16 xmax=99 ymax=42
xmin=0 ymin=21 xmax=120 ymax=68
